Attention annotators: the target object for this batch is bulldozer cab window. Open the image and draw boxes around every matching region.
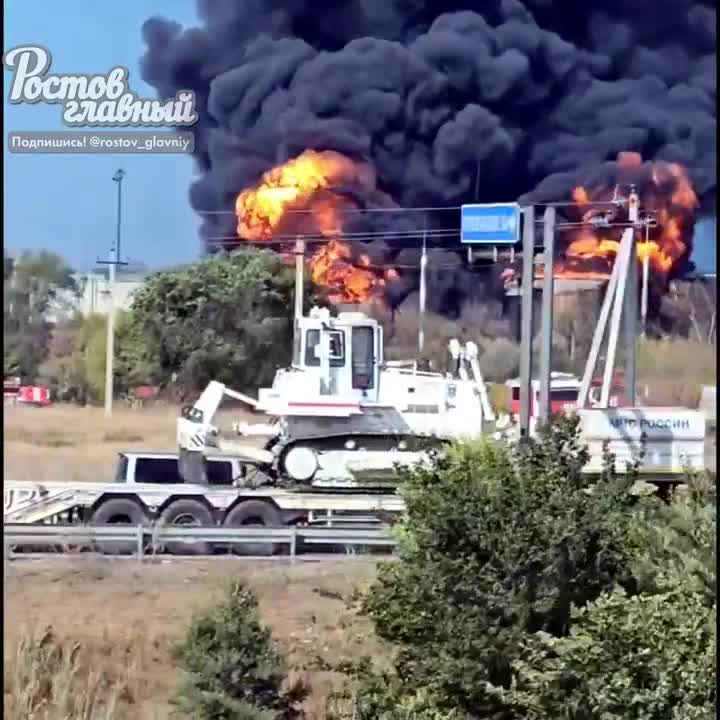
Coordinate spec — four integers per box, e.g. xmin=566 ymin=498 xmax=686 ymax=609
xmin=305 ymin=329 xmax=345 ymax=367
xmin=351 ymin=326 xmax=375 ymax=390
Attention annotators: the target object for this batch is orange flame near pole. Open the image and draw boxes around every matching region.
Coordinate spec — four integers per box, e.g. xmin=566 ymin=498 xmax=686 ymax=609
xmin=235 ymin=150 xmax=391 ymax=303
xmin=554 ymin=152 xmax=698 ymax=279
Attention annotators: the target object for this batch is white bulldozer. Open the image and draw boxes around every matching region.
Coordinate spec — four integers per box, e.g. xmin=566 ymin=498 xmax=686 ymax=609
xmin=178 ymin=192 xmax=706 ymax=491
xmin=177 ymin=306 xmax=495 ymax=489
xmin=178 ymin=304 xmax=706 ymax=491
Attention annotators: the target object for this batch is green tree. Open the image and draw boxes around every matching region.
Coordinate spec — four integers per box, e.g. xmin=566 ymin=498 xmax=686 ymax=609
xmin=4 ymin=249 xmax=77 ymax=380
xmin=38 ymin=312 xmax=140 ymax=405
xmin=113 ymin=309 xmax=162 ymax=395
xmin=629 ymin=476 xmax=716 ymax=603
xmin=508 ymin=484 xmax=716 ymax=719
xmin=509 ymin=589 xmax=715 ymax=720
xmin=37 ymin=314 xmax=105 ymax=404
xmin=173 ymin=580 xmax=306 ymax=719
xmin=125 ymin=250 xmax=308 ymax=396
xmin=346 ymin=417 xmax=641 ymax=718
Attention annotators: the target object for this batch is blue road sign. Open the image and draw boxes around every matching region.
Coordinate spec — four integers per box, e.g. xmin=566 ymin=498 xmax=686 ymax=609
xmin=461 ymin=203 xmax=521 ymax=244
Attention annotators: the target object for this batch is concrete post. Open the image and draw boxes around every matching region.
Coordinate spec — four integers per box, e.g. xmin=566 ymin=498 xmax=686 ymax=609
xmin=539 ymin=207 xmax=556 ymax=424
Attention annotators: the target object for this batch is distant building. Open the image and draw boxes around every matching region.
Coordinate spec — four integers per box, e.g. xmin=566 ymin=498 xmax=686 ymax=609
xmin=45 ymin=268 xmax=149 ymax=323
xmin=79 ymin=270 xmax=146 ymax=316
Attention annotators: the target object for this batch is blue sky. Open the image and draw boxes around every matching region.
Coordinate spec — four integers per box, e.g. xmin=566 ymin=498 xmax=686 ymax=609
xmin=3 ymin=2 xmax=715 ymax=274
xmin=4 ymin=0 xmax=201 ymax=271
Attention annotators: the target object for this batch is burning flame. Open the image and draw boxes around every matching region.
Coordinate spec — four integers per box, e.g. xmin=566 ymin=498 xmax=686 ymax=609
xmin=235 ymin=150 xmax=392 ymax=303
xmin=555 ymin=152 xmax=698 ymax=279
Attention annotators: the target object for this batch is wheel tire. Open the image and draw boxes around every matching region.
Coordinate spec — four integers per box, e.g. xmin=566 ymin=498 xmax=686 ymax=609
xmin=158 ymin=499 xmax=214 ymax=556
xmin=223 ymin=500 xmax=282 ymax=556
xmin=90 ymin=498 xmax=149 ymax=555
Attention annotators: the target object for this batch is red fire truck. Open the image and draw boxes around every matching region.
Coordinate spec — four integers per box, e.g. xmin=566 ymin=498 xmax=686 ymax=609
xmin=4 ymin=378 xmax=51 ymax=407
xmin=506 ymin=371 xmax=627 ymax=418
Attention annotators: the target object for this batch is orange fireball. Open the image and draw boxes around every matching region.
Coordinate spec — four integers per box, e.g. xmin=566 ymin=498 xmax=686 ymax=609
xmin=235 ymin=150 xmax=391 ymax=303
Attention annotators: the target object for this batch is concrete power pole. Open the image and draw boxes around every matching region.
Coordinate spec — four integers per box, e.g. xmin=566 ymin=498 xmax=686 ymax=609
xmin=418 ymin=230 xmax=428 ymax=355
xmin=623 ymin=188 xmax=639 ymax=405
xmin=538 ymin=207 xmax=556 ymax=424
xmin=518 ymin=206 xmax=536 ymax=439
xmin=294 ymin=236 xmax=305 ymax=321
xmin=100 ymin=169 xmax=126 ymax=419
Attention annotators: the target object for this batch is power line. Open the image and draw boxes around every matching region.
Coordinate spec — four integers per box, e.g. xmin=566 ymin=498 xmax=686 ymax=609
xmin=205 ymin=219 xmax=647 ymax=248
xmin=197 ymin=199 xmax=633 ymax=216
xmin=207 ymin=228 xmax=462 ymax=242
xmin=198 ymin=205 xmax=456 ymax=215
xmin=220 ymin=240 xmax=615 ymax=273
xmin=224 ymin=249 xmax=492 ymax=271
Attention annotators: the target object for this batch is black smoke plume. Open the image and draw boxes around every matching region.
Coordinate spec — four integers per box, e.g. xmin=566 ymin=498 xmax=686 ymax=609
xmin=141 ymin=0 xmax=716 ymax=315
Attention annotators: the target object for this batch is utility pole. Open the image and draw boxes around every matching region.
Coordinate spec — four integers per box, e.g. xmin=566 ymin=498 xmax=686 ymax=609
xmin=518 ymin=206 xmax=536 ymax=439
xmin=294 ymin=236 xmax=305 ymax=321
xmin=623 ymin=188 xmax=639 ymax=405
xmin=292 ymin=236 xmax=305 ymax=358
xmin=98 ymin=169 xmax=126 ymax=418
xmin=418 ymin=229 xmax=428 ymax=355
xmin=538 ymin=207 xmax=556 ymax=424
xmin=640 ymin=253 xmax=650 ymax=339
xmin=640 ymin=218 xmax=651 ymax=340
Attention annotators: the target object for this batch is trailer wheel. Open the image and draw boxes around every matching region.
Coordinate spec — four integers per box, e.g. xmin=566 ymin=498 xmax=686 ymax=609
xmin=158 ymin=499 xmax=214 ymax=556
xmin=90 ymin=498 xmax=149 ymax=555
xmin=223 ymin=500 xmax=282 ymax=556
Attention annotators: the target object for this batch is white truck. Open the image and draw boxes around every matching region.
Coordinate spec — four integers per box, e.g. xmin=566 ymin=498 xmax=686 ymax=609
xmin=3 ymin=450 xmax=404 ymax=555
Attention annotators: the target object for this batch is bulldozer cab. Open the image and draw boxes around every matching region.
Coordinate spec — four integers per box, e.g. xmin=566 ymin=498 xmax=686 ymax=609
xmin=293 ymin=308 xmax=382 ymax=403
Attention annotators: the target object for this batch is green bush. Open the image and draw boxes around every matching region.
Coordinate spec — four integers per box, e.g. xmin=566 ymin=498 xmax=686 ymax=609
xmin=508 ymin=587 xmax=715 ymax=720
xmin=508 ymin=482 xmax=717 ymax=719
xmin=330 ymin=428 xmax=715 ymax=720
xmin=37 ymin=314 xmax=110 ymax=404
xmin=173 ymin=580 xmax=306 ymax=720
xmin=341 ymin=416 xmax=642 ymax=718
xmin=4 ymin=249 xmax=77 ymax=382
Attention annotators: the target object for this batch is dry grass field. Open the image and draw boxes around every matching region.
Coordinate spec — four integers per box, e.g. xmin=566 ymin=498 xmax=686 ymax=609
xmin=3 ymin=403 xmax=178 ymax=482
xmin=2 ymin=402 xmax=255 ymax=482
xmin=4 ymin=557 xmax=383 ymax=719
xmin=636 ymin=338 xmax=717 ymax=408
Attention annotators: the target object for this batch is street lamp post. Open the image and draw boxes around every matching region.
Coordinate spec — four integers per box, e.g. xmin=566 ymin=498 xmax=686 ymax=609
xmin=104 ymin=168 xmax=125 ymax=418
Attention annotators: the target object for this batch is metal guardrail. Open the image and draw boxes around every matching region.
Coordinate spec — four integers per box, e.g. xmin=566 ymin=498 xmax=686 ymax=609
xmin=3 ymin=523 xmax=396 ymax=560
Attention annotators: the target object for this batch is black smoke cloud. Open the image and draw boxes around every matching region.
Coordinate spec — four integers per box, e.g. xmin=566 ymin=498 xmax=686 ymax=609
xmin=141 ymin=0 xmax=716 ymax=314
